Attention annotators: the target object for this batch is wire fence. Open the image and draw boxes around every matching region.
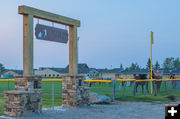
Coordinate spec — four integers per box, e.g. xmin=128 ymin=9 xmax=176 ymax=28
xmin=85 ymin=79 xmax=180 ymax=100
xmin=0 ymin=78 xmax=180 ymax=109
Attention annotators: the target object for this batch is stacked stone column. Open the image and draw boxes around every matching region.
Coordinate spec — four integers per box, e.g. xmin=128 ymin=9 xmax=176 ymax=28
xmin=3 ymin=76 xmax=42 ymax=117
xmin=62 ymin=74 xmax=90 ymax=107
xmin=4 ymin=74 xmax=90 ymax=116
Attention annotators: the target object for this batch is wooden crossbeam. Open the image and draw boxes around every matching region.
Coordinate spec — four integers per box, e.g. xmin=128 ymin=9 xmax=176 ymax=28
xmin=19 ymin=5 xmax=79 ymax=76
xmin=18 ymin=5 xmax=80 ymax=27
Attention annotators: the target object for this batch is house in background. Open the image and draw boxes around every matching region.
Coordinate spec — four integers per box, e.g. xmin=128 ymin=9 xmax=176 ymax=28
xmin=2 ymin=63 xmax=123 ymax=79
xmin=34 ymin=63 xmax=93 ymax=77
xmin=87 ymin=68 xmax=100 ymax=78
xmin=34 ymin=67 xmax=63 ymax=77
xmin=63 ymin=63 xmax=90 ymax=75
xmin=5 ymin=64 xmax=179 ymax=79
xmin=97 ymin=68 xmax=123 ymax=79
xmin=2 ymin=70 xmax=23 ymax=78
xmin=163 ymin=69 xmax=180 ymax=78
xmin=119 ymin=69 xmax=149 ymax=79
xmin=118 ymin=69 xmax=180 ymax=79
xmin=35 ymin=64 xmax=123 ymax=78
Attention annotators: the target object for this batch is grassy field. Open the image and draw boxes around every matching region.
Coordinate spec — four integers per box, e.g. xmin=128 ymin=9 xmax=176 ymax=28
xmin=0 ymin=81 xmax=179 ymax=115
xmin=0 ymin=95 xmax=62 ymax=116
xmin=0 ymin=81 xmax=63 ymax=115
xmin=116 ymin=90 xmax=180 ymax=102
xmin=88 ymin=81 xmax=175 ymax=97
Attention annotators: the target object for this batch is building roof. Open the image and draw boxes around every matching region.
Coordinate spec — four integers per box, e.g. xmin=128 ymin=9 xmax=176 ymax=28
xmin=6 ymin=69 xmax=23 ymax=75
xmin=63 ymin=63 xmax=90 ymax=73
xmin=97 ymin=68 xmax=123 ymax=73
xmin=119 ymin=69 xmax=149 ymax=74
xmin=163 ymin=69 xmax=180 ymax=74
xmin=48 ymin=68 xmax=64 ymax=73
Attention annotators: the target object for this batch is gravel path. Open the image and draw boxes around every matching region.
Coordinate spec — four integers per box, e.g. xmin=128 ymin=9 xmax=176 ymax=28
xmin=1 ymin=101 xmax=180 ymax=119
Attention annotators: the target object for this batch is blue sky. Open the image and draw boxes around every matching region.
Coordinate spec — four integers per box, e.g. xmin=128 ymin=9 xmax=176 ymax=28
xmin=0 ymin=0 xmax=180 ymax=69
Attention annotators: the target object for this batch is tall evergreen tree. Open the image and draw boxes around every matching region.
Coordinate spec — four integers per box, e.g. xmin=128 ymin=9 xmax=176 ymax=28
xmin=125 ymin=62 xmax=140 ymax=71
xmin=154 ymin=61 xmax=160 ymax=70
xmin=173 ymin=58 xmax=180 ymax=70
xmin=120 ymin=64 xmax=123 ymax=70
xmin=0 ymin=63 xmax=6 ymax=76
xmin=163 ymin=57 xmax=174 ymax=69
xmin=146 ymin=58 xmax=151 ymax=70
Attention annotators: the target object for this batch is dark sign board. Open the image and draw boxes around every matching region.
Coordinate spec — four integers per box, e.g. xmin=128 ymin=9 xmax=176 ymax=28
xmin=35 ymin=24 xmax=68 ymax=43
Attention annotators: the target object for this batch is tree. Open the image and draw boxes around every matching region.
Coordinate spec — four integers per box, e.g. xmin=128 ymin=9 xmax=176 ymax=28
xmin=154 ymin=61 xmax=160 ymax=70
xmin=0 ymin=63 xmax=6 ymax=76
xmin=146 ymin=58 xmax=152 ymax=70
xmin=120 ymin=64 xmax=123 ymax=70
xmin=125 ymin=62 xmax=140 ymax=71
xmin=173 ymin=58 xmax=180 ymax=70
xmin=163 ymin=57 xmax=175 ymax=69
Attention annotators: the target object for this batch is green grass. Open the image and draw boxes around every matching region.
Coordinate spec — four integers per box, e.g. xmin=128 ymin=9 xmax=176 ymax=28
xmin=0 ymin=81 xmax=179 ymax=115
xmin=0 ymin=81 xmax=63 ymax=115
xmin=42 ymin=81 xmax=62 ymax=95
xmin=0 ymin=95 xmax=62 ymax=116
xmin=89 ymin=81 xmax=176 ymax=97
xmin=0 ymin=96 xmax=4 ymax=116
xmin=116 ymin=90 xmax=180 ymax=102
xmin=42 ymin=95 xmax=62 ymax=108
xmin=87 ymin=82 xmax=180 ymax=103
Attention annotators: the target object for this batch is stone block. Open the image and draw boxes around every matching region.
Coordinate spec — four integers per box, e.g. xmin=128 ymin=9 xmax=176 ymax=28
xmin=3 ymin=76 xmax=42 ymax=117
xmin=62 ymin=74 xmax=90 ymax=108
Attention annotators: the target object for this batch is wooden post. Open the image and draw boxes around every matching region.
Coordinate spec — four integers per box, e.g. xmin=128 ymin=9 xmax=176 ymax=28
xmin=112 ymin=80 xmax=116 ymax=101
xmin=150 ymin=31 xmax=153 ymax=94
xmin=69 ymin=26 xmax=78 ymax=74
xmin=19 ymin=6 xmax=80 ymax=76
xmin=23 ymin=14 xmax=34 ymax=76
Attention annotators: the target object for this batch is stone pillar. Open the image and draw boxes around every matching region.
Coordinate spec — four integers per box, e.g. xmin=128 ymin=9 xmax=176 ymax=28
xmin=3 ymin=76 xmax=42 ymax=117
xmin=14 ymin=76 xmax=41 ymax=93
xmin=62 ymin=74 xmax=90 ymax=108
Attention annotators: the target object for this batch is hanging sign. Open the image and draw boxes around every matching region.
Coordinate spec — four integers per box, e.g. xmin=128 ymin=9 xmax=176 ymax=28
xmin=35 ymin=24 xmax=68 ymax=43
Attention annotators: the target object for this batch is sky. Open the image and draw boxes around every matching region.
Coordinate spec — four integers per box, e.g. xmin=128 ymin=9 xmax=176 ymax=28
xmin=0 ymin=0 xmax=180 ymax=69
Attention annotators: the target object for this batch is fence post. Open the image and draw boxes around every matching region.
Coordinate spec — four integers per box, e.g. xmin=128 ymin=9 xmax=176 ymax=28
xmin=133 ymin=81 xmax=136 ymax=96
xmin=52 ymin=81 xmax=54 ymax=109
xmin=8 ymin=80 xmax=10 ymax=90
xmin=112 ymin=80 xmax=116 ymax=101
xmin=153 ymin=81 xmax=157 ymax=96
xmin=164 ymin=81 xmax=167 ymax=91
xmin=145 ymin=81 xmax=147 ymax=95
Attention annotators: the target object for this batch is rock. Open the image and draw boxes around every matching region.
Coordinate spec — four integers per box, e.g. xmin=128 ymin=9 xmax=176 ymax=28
xmin=89 ymin=92 xmax=111 ymax=104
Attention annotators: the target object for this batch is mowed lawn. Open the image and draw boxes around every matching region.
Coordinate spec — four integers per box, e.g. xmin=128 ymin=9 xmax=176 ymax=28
xmin=0 ymin=81 xmax=63 ymax=115
xmin=0 ymin=81 xmax=179 ymax=115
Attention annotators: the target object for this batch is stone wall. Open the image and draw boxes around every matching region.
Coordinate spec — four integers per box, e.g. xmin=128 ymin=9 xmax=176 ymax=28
xmin=62 ymin=74 xmax=90 ymax=108
xmin=3 ymin=76 xmax=42 ymax=117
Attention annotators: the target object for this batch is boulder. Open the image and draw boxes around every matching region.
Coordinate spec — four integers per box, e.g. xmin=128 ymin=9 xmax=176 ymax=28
xmin=89 ymin=92 xmax=111 ymax=104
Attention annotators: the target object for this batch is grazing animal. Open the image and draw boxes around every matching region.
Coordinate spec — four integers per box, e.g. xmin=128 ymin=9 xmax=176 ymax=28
xmin=170 ymin=74 xmax=176 ymax=89
xmin=134 ymin=74 xmax=149 ymax=94
xmin=88 ymin=77 xmax=102 ymax=87
xmin=152 ymin=70 xmax=162 ymax=94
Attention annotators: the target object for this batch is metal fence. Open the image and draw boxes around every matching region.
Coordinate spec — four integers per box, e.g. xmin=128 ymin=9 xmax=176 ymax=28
xmin=0 ymin=78 xmax=63 ymax=110
xmin=0 ymin=78 xmax=180 ymax=109
xmin=85 ymin=78 xmax=180 ymax=101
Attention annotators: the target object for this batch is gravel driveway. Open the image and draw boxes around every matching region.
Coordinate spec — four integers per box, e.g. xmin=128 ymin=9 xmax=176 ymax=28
xmin=1 ymin=101 xmax=180 ymax=119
